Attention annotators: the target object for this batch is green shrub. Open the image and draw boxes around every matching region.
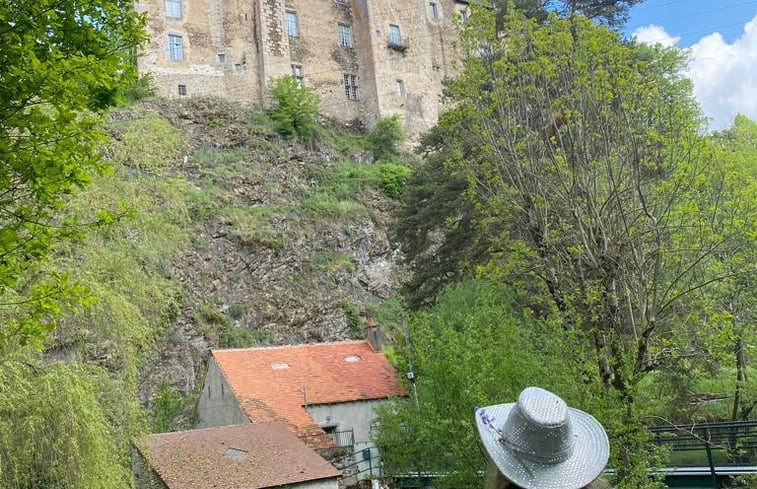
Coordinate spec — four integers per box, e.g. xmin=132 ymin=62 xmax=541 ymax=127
xmin=339 ymin=300 xmax=362 ymax=338
xmin=268 ymin=76 xmax=320 ymax=141
xmin=369 ymin=114 xmax=404 ymax=161
xmin=378 ymin=163 xmax=412 ymax=198
xmin=121 ymin=73 xmax=157 ymax=104
xmin=150 ymin=381 xmax=183 ymax=433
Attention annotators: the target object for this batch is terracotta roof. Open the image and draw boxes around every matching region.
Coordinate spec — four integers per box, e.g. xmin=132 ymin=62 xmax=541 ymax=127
xmin=211 ymin=341 xmax=405 ymax=437
xmin=137 ymin=423 xmax=340 ymax=489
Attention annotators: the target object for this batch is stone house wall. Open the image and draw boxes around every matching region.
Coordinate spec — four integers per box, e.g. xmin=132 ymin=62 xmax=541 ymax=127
xmin=194 ymin=357 xmax=249 ymax=429
xmin=131 ymin=447 xmax=169 ymax=489
xmin=305 ymin=399 xmax=386 ymax=443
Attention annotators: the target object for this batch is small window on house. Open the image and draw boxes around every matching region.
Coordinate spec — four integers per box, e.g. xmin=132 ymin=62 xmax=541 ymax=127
xmin=167 ymin=34 xmax=183 ymax=61
xmin=286 ymin=11 xmax=298 ymax=37
xmin=291 ymin=64 xmax=303 ymax=87
xmin=428 ymin=2 xmax=439 ymax=20
xmin=343 ymin=73 xmax=358 ymax=100
xmin=272 ymin=362 xmax=290 ymax=369
xmin=177 ymin=84 xmax=187 ymax=96
xmin=165 ymin=0 xmax=182 ymax=18
xmin=338 ymin=23 xmax=353 ymax=48
xmin=396 ymin=79 xmax=405 ymax=98
xmin=217 ymin=53 xmax=226 ymax=64
xmin=234 ymin=63 xmax=243 ymax=72
xmin=344 ymin=355 xmax=361 ymax=363
xmin=388 ymin=24 xmax=401 ymax=46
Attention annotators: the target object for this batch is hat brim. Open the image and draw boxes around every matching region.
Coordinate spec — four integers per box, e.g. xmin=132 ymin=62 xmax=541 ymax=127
xmin=475 ymin=403 xmax=609 ymax=489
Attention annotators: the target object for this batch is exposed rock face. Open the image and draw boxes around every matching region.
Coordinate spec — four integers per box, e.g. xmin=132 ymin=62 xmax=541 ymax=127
xmin=131 ymin=99 xmax=406 ymax=416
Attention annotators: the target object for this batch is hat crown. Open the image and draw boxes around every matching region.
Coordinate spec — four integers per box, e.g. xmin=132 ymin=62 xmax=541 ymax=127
xmin=502 ymin=387 xmax=574 ymax=464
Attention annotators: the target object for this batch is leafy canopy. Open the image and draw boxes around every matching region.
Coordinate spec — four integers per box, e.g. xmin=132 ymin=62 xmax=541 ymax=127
xmin=396 ymin=7 xmax=754 ymax=487
xmin=0 ymin=1 xmax=146 ymax=347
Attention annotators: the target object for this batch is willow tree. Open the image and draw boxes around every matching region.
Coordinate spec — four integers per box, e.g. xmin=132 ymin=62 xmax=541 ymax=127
xmin=399 ymin=8 xmax=752 ymax=487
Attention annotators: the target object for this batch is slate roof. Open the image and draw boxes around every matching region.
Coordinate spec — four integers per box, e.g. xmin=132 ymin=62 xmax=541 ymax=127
xmin=137 ymin=423 xmax=340 ymax=489
xmin=211 ymin=341 xmax=404 ymax=438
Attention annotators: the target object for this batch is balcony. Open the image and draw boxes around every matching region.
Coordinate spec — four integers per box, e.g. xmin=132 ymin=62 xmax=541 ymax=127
xmin=387 ymin=37 xmax=409 ymax=53
xmin=299 ymin=428 xmax=355 ymax=458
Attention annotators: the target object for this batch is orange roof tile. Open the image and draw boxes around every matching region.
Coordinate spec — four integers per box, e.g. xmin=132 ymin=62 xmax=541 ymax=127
xmin=137 ymin=423 xmax=340 ymax=489
xmin=211 ymin=341 xmax=405 ymax=437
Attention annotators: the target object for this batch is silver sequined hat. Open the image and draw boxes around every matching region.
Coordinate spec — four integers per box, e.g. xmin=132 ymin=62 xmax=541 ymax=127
xmin=475 ymin=387 xmax=609 ymax=489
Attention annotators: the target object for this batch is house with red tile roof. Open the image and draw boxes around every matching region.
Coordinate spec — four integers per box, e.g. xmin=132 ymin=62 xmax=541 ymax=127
xmin=133 ymin=423 xmax=340 ymax=489
xmin=195 ymin=340 xmax=405 ymax=454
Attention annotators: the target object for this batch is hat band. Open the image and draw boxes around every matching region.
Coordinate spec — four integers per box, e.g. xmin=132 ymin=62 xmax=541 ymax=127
xmin=500 ymin=434 xmax=574 ymax=465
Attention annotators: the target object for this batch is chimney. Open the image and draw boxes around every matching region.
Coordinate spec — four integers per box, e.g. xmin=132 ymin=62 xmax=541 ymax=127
xmin=364 ymin=316 xmax=381 ymax=351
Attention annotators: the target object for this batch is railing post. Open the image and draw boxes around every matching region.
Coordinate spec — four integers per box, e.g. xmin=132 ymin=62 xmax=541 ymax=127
xmin=702 ymin=426 xmax=718 ymax=489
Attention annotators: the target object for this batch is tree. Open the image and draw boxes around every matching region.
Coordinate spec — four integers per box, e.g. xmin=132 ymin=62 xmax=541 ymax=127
xmin=0 ymin=1 xmax=146 ymax=347
xmin=707 ymin=116 xmax=757 ymax=421
xmin=489 ymin=0 xmax=644 ymax=27
xmin=398 ymin=9 xmax=752 ymax=486
xmin=268 ymin=75 xmax=320 ymax=141
xmin=376 ymin=281 xmax=581 ymax=489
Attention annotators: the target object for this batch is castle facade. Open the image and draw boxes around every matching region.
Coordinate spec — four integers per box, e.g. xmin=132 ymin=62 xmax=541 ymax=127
xmin=137 ymin=0 xmax=468 ymax=136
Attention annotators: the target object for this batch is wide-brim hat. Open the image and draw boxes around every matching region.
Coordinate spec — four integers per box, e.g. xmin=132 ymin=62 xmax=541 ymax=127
xmin=475 ymin=387 xmax=609 ymax=489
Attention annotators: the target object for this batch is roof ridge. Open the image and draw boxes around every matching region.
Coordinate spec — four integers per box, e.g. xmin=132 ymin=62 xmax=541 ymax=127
xmin=140 ymin=422 xmax=270 ymax=440
xmin=211 ymin=339 xmax=370 ymax=354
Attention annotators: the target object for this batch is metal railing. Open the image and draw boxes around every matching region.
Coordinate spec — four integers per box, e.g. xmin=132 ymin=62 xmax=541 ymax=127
xmin=300 ymin=429 xmax=355 ymax=454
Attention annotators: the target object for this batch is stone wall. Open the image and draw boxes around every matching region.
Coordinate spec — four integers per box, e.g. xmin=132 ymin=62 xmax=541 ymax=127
xmin=131 ymin=447 xmax=169 ymax=489
xmin=137 ymin=0 xmax=466 ymax=137
xmin=194 ymin=357 xmax=249 ymax=428
xmin=137 ymin=0 xmax=261 ymax=103
xmin=305 ymin=399 xmax=386 ymax=443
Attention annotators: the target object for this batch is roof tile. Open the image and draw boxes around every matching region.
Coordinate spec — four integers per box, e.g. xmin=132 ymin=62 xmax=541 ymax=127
xmin=212 ymin=341 xmax=405 ymax=437
xmin=138 ymin=423 xmax=340 ymax=489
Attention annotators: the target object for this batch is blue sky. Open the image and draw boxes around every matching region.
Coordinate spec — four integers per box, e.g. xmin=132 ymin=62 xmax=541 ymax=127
xmin=622 ymin=0 xmax=757 ymax=129
xmin=625 ymin=0 xmax=757 ymax=46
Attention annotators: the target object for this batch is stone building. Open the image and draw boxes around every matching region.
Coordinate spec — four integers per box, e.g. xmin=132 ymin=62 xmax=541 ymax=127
xmin=136 ymin=0 xmax=469 ymax=135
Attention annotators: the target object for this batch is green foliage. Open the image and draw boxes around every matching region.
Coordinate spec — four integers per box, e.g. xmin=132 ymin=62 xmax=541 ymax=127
xmin=376 ymin=281 xmax=582 ymax=489
xmin=121 ymin=73 xmax=157 ymax=104
xmin=339 ymin=300 xmax=362 ymax=338
xmin=109 ymin=113 xmax=187 ymax=172
xmin=399 ymin=9 xmax=754 ymax=485
xmin=150 ymin=381 xmax=184 ymax=433
xmin=369 ymin=115 xmax=404 ymax=161
xmin=268 ymin=76 xmax=321 ymax=141
xmin=0 ymin=356 xmax=138 ymax=488
xmin=196 ymin=303 xmax=255 ymax=348
xmin=378 ymin=163 xmax=412 ymax=198
xmin=0 ymin=0 xmax=146 ymax=347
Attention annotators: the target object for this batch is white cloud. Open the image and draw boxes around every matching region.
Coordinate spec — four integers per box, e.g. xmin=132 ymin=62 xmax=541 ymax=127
xmin=633 ymin=18 xmax=757 ymax=130
xmin=632 ymin=24 xmax=680 ymax=47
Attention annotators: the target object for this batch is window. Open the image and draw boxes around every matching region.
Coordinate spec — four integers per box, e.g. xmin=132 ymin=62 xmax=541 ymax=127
xmin=217 ymin=53 xmax=226 ymax=64
xmin=388 ymin=24 xmax=401 ymax=46
xmin=286 ymin=11 xmax=298 ymax=37
xmin=234 ymin=63 xmax=243 ymax=72
xmin=334 ymin=0 xmax=348 ymax=3
xmin=177 ymin=84 xmax=186 ymax=96
xmin=291 ymin=64 xmax=303 ymax=87
xmin=343 ymin=73 xmax=358 ymax=100
xmin=396 ymin=79 xmax=405 ymax=98
xmin=165 ymin=0 xmax=181 ymax=18
xmin=338 ymin=23 xmax=352 ymax=47
xmin=428 ymin=2 xmax=439 ymax=20
xmin=167 ymin=34 xmax=183 ymax=61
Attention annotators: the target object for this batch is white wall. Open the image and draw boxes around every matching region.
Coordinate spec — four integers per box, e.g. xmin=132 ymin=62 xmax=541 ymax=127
xmin=305 ymin=399 xmax=387 ymax=443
